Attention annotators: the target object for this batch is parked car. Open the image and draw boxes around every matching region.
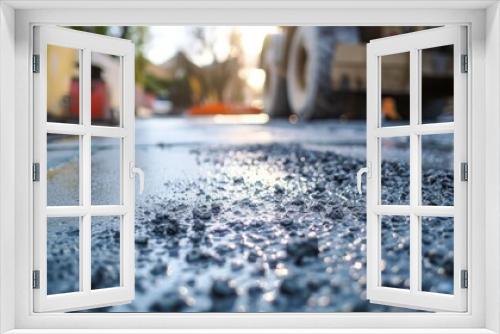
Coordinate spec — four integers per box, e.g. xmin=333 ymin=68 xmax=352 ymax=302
xmin=153 ymin=97 xmax=173 ymax=116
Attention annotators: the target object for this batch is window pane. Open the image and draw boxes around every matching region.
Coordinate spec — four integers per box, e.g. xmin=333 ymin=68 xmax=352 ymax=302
xmin=47 ymin=45 xmax=80 ymax=124
xmin=421 ymin=134 xmax=454 ymax=206
xmin=380 ymin=216 xmax=410 ymax=289
xmin=47 ymin=134 xmax=80 ymax=206
xmin=91 ymin=53 xmax=121 ymax=126
xmin=421 ymin=217 xmax=454 ymax=294
xmin=91 ymin=216 xmax=121 ymax=290
xmin=421 ymin=45 xmax=454 ymax=124
xmin=47 ymin=217 xmax=80 ymax=294
xmin=381 ymin=137 xmax=410 ymax=205
xmin=91 ymin=137 xmax=121 ymax=205
xmin=380 ymin=52 xmax=410 ymax=127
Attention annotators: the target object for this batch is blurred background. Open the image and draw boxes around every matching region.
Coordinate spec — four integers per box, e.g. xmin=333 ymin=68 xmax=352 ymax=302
xmin=47 ymin=26 xmax=453 ymax=124
xmin=46 ymin=26 xmax=456 ymax=313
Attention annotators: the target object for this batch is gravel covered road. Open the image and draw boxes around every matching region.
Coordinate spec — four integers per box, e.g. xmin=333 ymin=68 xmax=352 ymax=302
xmin=46 ymin=117 xmax=454 ymax=312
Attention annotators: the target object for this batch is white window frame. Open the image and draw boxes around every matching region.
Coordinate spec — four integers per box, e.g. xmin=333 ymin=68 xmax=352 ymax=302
xmin=0 ymin=1 xmax=498 ymax=333
xmin=33 ymin=26 xmax=136 ymax=312
xmin=365 ymin=26 xmax=468 ymax=312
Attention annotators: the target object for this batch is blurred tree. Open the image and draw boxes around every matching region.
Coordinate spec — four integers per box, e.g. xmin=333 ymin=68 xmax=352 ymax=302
xmin=227 ymin=29 xmax=245 ymax=103
xmin=144 ymin=73 xmax=170 ymax=98
xmin=190 ymin=27 xmax=245 ymax=103
xmin=191 ymin=27 xmax=219 ymax=64
xmin=70 ymin=26 xmax=150 ymax=86
xmin=123 ymin=27 xmax=148 ymax=86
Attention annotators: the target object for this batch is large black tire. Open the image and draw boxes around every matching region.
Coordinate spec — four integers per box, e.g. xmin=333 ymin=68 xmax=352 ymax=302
xmin=286 ymin=27 xmax=360 ymax=119
xmin=261 ymin=34 xmax=290 ymax=117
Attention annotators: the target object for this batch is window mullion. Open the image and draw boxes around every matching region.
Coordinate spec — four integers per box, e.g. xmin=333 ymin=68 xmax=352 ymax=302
xmin=409 ymin=48 xmax=421 ymax=293
xmin=47 ymin=122 xmax=86 ymax=135
xmin=89 ymin=126 xmax=126 ymax=138
xmin=374 ymin=205 xmax=454 ymax=217
xmin=77 ymin=48 xmax=85 ymax=293
xmin=374 ymin=123 xmax=454 ymax=138
xmin=81 ymin=48 xmax=92 ymax=293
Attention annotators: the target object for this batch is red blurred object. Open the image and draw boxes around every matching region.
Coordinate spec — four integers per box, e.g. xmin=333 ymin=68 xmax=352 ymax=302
xmin=187 ymin=102 xmax=262 ymax=116
xmin=69 ymin=78 xmax=79 ymax=119
xmin=69 ymin=70 xmax=110 ymax=122
xmin=91 ymin=80 xmax=109 ymax=121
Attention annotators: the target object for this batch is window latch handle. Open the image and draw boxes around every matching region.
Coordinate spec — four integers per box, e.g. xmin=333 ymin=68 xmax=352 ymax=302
xmin=356 ymin=165 xmax=370 ymax=195
xmin=130 ymin=162 xmax=145 ymax=195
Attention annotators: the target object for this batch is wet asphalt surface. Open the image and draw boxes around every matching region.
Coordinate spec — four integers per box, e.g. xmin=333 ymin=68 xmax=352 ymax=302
xmin=46 ymin=117 xmax=454 ymax=312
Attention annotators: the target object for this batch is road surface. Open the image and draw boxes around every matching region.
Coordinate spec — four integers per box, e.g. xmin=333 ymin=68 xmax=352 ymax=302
xmin=46 ymin=116 xmax=454 ymax=312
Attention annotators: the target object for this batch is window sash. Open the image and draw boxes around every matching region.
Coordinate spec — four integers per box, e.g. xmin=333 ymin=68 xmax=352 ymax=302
xmin=366 ymin=25 xmax=468 ymax=312
xmin=33 ymin=26 xmax=136 ymax=313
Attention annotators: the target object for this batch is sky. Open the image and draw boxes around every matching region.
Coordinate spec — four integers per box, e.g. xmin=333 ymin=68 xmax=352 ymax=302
xmin=145 ymin=26 xmax=279 ymax=67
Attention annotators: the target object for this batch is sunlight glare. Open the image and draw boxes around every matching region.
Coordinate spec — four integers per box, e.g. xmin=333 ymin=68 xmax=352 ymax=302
xmin=213 ymin=114 xmax=269 ymax=125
